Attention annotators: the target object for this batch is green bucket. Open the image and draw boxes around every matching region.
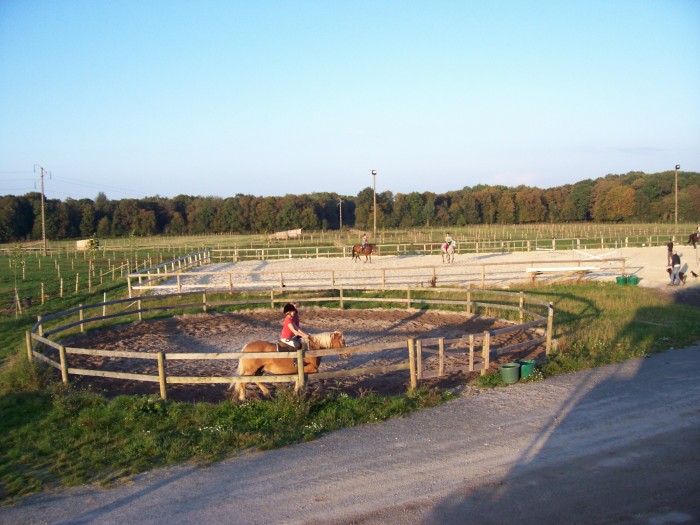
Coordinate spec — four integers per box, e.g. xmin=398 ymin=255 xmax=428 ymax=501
xmin=500 ymin=363 xmax=521 ymax=384
xmin=627 ymin=275 xmax=639 ymax=285
xmin=517 ymin=359 xmax=536 ymax=379
xmin=616 ymin=276 xmax=628 ymax=285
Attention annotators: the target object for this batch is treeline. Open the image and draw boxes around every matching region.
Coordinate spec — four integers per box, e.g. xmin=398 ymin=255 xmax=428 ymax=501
xmin=1 ymin=171 xmax=699 ymax=243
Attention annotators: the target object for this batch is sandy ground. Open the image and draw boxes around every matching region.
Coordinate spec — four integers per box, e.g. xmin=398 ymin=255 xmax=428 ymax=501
xmin=61 ymin=308 xmax=543 ymax=402
xmin=146 ymin=245 xmax=700 ymax=292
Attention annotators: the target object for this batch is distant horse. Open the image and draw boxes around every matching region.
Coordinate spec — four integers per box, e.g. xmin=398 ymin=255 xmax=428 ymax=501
xmin=231 ymin=331 xmax=346 ymax=401
xmin=352 ymin=244 xmax=375 ymax=262
xmin=687 ymin=232 xmax=699 ymax=249
xmin=441 ymin=241 xmax=456 ymax=263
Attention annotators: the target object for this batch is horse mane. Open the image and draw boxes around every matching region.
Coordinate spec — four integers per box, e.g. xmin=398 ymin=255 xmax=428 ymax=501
xmin=308 ymin=331 xmax=343 ymax=349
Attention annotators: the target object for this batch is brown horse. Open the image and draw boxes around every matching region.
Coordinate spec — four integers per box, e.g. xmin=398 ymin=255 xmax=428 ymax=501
xmin=352 ymin=244 xmax=375 ymax=262
xmin=231 ymin=331 xmax=346 ymax=400
xmin=687 ymin=232 xmax=699 ymax=249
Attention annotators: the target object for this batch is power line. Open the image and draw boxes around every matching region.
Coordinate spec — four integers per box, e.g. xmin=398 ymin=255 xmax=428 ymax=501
xmin=50 ymin=174 xmax=147 ymax=198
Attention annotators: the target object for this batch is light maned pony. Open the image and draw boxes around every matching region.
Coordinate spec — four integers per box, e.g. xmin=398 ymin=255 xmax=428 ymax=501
xmin=352 ymin=244 xmax=374 ymax=262
xmin=441 ymin=241 xmax=456 ymax=263
xmin=231 ymin=331 xmax=346 ymax=400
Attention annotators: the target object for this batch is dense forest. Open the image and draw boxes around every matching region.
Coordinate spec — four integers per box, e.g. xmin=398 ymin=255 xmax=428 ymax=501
xmin=1 ymin=170 xmax=699 ymax=243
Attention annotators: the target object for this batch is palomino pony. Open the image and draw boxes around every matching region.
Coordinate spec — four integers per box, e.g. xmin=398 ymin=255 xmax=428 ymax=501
xmin=231 ymin=331 xmax=346 ymax=400
xmin=687 ymin=232 xmax=699 ymax=249
xmin=441 ymin=241 xmax=456 ymax=263
xmin=352 ymin=244 xmax=375 ymax=262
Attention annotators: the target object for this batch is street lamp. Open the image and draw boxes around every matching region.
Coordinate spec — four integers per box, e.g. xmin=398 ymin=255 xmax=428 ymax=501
xmin=675 ymin=164 xmax=680 ymax=232
xmin=371 ymin=169 xmax=377 ymax=236
xmin=338 ymin=197 xmax=343 ymax=231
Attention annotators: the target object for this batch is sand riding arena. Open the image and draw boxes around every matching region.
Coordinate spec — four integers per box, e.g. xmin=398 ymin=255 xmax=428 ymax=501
xmin=27 ymin=258 xmax=554 ymax=402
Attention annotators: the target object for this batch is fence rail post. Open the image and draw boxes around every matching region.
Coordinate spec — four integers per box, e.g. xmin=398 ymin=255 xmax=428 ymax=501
xmin=481 ymin=331 xmax=490 ymax=375
xmin=469 ymin=334 xmax=475 ymax=372
xmin=416 ymin=339 xmax=423 ymax=379
xmin=408 ymin=338 xmax=417 ymax=389
xmin=546 ymin=303 xmax=554 ymax=355
xmin=58 ymin=345 xmax=68 ymax=383
xmin=519 ymin=291 xmax=524 ymax=324
xmin=296 ymin=346 xmax=305 ymax=390
xmin=26 ymin=331 xmax=33 ymax=362
xmin=157 ymin=351 xmax=167 ymax=400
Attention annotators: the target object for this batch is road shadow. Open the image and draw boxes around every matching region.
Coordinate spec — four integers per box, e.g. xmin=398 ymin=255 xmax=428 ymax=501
xmin=419 ymin=291 xmax=700 ymax=524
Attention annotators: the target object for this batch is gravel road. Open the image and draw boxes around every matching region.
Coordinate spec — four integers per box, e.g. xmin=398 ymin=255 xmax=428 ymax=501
xmin=3 ymin=344 xmax=700 ymax=524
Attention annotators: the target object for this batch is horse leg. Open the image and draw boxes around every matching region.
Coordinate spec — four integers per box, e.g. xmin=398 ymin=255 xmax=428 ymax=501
xmin=253 ymin=381 xmax=271 ymax=398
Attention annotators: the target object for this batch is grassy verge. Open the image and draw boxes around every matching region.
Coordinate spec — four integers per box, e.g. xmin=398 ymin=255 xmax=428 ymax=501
xmin=0 ymin=384 xmax=448 ymax=502
xmin=1 ymin=282 xmax=699 ymax=504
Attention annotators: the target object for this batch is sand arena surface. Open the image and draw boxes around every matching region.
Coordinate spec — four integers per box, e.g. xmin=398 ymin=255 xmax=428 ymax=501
xmin=63 ymin=308 xmax=543 ymax=402
xmin=146 ymin=245 xmax=700 ymax=292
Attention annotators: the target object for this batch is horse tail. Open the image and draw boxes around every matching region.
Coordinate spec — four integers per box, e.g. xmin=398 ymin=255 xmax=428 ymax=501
xmin=230 ymin=343 xmax=248 ymax=392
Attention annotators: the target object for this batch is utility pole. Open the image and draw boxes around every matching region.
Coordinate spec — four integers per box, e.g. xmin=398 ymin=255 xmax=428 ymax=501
xmin=674 ymin=164 xmax=680 ymax=233
xmin=371 ymin=169 xmax=377 ymax=236
xmin=34 ymin=164 xmax=48 ymax=255
xmin=338 ymin=197 xmax=343 ymax=231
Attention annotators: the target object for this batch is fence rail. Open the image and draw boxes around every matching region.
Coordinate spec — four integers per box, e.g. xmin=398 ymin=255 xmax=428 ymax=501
xmin=128 ymin=256 xmax=626 ymax=295
xmin=26 ymin=288 xmax=554 ymax=400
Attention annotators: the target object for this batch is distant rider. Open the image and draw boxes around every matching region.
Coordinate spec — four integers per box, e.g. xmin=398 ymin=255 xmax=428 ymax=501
xmin=444 ymin=232 xmax=453 ymax=251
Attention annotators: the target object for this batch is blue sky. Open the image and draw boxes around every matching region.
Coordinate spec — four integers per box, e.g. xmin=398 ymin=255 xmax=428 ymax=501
xmin=1 ymin=1 xmax=699 ymax=201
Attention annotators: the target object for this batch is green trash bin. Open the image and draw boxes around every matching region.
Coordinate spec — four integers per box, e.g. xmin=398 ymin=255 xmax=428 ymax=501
xmin=517 ymin=359 xmax=536 ymax=379
xmin=628 ymin=275 xmax=639 ymax=285
xmin=500 ymin=363 xmax=521 ymax=384
xmin=616 ymin=276 xmax=628 ymax=285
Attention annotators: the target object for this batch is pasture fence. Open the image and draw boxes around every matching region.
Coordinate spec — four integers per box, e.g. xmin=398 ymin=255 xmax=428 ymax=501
xmin=26 ymin=288 xmax=553 ymax=400
xmin=128 ymin=253 xmax=626 ymax=295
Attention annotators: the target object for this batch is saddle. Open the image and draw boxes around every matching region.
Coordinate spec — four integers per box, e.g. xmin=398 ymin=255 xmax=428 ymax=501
xmin=277 ymin=339 xmax=299 ymax=352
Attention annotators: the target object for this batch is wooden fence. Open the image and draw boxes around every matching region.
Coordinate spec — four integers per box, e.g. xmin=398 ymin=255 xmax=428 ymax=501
xmin=26 ymin=288 xmax=553 ymax=400
xmin=128 ymin=255 xmax=625 ymax=296
xmin=204 ymin=234 xmax=678 ymax=262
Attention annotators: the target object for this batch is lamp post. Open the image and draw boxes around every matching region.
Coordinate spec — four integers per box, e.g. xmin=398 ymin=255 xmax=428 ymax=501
xmin=371 ymin=169 xmax=377 ymax=236
xmin=675 ymin=164 xmax=680 ymax=233
xmin=338 ymin=197 xmax=343 ymax=231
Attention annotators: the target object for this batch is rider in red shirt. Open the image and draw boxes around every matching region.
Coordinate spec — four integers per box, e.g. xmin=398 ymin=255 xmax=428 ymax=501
xmin=280 ymin=303 xmax=307 ymax=349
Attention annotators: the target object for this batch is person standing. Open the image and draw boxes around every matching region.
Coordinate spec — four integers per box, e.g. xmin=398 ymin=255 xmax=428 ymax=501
xmin=670 ymin=251 xmax=682 ymax=286
xmin=666 ymin=238 xmax=674 ymax=266
xmin=280 ymin=303 xmax=307 ymax=349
